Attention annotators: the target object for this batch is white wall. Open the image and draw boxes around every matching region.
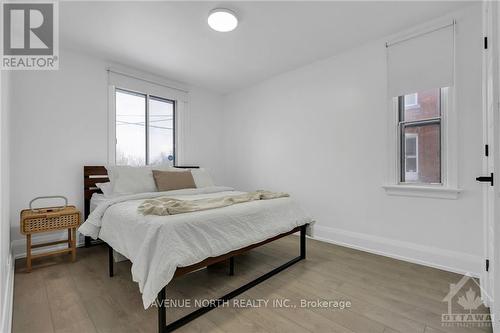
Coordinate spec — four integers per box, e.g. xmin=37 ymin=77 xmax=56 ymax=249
xmin=222 ymin=5 xmax=484 ymax=275
xmin=8 ymin=4 xmax=484 ymax=278
xmin=183 ymin=86 xmax=225 ymax=178
xmin=9 ymin=49 xmax=224 ymax=256
xmin=1 ymin=69 xmax=13 ymax=332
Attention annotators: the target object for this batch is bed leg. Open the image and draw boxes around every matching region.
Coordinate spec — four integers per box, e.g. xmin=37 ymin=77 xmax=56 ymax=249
xmin=108 ymin=244 xmax=114 ymax=277
xmin=300 ymin=225 xmax=306 ymax=260
xmin=229 ymin=257 xmax=235 ymax=276
xmin=158 ymin=287 xmax=167 ymax=333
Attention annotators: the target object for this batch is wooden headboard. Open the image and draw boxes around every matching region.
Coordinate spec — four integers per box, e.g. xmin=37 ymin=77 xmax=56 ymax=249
xmin=83 ymin=165 xmax=199 ymax=246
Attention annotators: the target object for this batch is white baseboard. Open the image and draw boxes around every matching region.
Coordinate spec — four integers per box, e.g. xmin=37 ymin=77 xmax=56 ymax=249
xmin=12 ymin=232 xmax=85 ymax=259
xmin=312 ymin=225 xmax=482 ymax=277
xmin=1 ymin=253 xmax=14 ymax=333
xmin=11 ymin=226 xmax=481 ymax=276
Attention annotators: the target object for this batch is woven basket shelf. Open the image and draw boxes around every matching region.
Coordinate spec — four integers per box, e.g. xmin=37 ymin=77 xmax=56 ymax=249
xmin=20 ymin=206 xmax=80 ymax=235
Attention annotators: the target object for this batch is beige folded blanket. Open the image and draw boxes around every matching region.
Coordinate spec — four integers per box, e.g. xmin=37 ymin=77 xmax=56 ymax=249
xmin=138 ymin=190 xmax=289 ymax=216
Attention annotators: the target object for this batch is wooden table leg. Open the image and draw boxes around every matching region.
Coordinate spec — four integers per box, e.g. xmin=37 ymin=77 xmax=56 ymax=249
xmin=26 ymin=234 xmax=32 ymax=273
xmin=67 ymin=229 xmax=72 ymax=248
xmin=71 ymin=228 xmax=76 ymax=262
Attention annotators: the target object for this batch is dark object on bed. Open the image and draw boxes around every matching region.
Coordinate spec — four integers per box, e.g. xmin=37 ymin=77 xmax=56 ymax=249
xmin=83 ymin=165 xmax=308 ymax=333
xmin=82 ymin=165 xmax=199 ymax=247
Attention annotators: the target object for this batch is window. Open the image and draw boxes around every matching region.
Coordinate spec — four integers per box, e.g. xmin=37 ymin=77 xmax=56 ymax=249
xmin=115 ymin=88 xmax=175 ymax=166
xmin=384 ymin=21 xmax=460 ymax=198
xmin=398 ymin=88 xmax=441 ymax=184
xmin=404 ymin=93 xmax=418 ymax=108
xmin=404 ymin=133 xmax=418 ymax=181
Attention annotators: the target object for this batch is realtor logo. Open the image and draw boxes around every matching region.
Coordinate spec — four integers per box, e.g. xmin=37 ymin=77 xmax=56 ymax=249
xmin=442 ymin=274 xmax=492 ymax=328
xmin=1 ymin=1 xmax=58 ymax=69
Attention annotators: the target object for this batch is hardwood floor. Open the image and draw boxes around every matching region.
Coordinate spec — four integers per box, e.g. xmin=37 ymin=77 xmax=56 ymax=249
xmin=12 ymin=236 xmax=492 ymax=333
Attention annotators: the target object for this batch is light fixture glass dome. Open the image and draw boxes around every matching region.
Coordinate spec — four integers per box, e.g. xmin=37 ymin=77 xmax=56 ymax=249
xmin=208 ymin=8 xmax=238 ymax=32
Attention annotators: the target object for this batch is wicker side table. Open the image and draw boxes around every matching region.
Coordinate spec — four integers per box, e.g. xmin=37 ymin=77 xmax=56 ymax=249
xmin=20 ymin=197 xmax=81 ymax=272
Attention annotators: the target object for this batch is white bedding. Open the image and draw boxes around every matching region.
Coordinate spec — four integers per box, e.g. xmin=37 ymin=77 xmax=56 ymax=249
xmin=90 ymin=193 xmax=107 ymax=213
xmin=78 ymin=186 xmax=313 ymax=308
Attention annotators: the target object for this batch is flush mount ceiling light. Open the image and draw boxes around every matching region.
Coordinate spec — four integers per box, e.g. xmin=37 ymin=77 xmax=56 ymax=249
xmin=208 ymin=8 xmax=238 ymax=32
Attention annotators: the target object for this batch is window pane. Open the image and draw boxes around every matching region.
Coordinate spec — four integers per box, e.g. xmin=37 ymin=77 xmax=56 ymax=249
xmin=405 ymin=136 xmax=417 ymax=156
xmin=116 ymin=90 xmax=146 ymax=166
xmin=404 ymin=93 xmax=418 ymax=108
xmin=401 ymin=88 xmax=440 ymax=122
xmin=149 ymin=96 xmax=175 ymax=166
xmin=406 ymin=157 xmax=417 ymax=173
xmin=401 ymin=123 xmax=441 ymax=184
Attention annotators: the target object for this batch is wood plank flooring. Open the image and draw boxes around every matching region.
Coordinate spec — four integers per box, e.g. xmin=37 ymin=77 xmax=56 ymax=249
xmin=12 ymin=236 xmax=492 ymax=333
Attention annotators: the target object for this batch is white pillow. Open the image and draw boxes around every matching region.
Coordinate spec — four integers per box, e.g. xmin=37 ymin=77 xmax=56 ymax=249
xmin=95 ymin=182 xmax=114 ymax=198
xmin=191 ymin=168 xmax=215 ymax=188
xmin=105 ymin=165 xmax=214 ymax=194
xmin=105 ymin=165 xmax=157 ymax=195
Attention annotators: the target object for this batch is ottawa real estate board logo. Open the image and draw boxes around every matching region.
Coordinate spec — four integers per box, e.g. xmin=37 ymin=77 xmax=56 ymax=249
xmin=1 ymin=1 xmax=59 ymax=70
xmin=442 ymin=275 xmax=492 ymax=328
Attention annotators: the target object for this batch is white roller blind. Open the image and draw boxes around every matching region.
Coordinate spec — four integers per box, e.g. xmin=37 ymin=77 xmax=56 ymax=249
xmin=387 ymin=21 xmax=455 ymax=97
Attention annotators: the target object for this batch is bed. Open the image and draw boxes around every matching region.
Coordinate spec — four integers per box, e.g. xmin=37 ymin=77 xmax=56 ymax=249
xmin=80 ymin=165 xmax=313 ymax=333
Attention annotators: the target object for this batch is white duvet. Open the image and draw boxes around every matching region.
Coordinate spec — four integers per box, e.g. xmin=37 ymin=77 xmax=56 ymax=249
xmin=78 ymin=186 xmax=313 ymax=308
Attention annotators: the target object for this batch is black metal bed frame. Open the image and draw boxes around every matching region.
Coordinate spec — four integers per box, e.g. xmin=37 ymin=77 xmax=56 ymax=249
xmin=107 ymin=225 xmax=306 ymax=332
xmin=163 ymin=225 xmax=306 ymax=332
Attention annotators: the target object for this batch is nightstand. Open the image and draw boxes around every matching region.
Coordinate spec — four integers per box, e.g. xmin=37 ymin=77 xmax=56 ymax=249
xmin=20 ymin=197 xmax=81 ymax=272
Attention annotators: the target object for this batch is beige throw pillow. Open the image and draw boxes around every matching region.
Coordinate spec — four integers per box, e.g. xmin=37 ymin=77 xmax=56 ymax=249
xmin=152 ymin=170 xmax=196 ymax=191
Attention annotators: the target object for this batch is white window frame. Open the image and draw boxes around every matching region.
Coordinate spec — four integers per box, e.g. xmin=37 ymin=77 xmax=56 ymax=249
xmin=107 ymin=66 xmax=189 ymax=166
xmin=114 ymin=88 xmax=176 ymax=166
xmin=383 ymin=87 xmax=461 ymax=199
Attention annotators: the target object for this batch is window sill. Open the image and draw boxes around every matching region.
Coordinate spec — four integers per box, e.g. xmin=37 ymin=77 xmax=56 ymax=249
xmin=382 ymin=185 xmax=462 ymax=199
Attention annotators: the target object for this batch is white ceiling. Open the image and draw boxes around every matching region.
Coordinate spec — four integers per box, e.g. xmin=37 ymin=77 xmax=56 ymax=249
xmin=60 ymin=1 xmax=473 ymax=94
